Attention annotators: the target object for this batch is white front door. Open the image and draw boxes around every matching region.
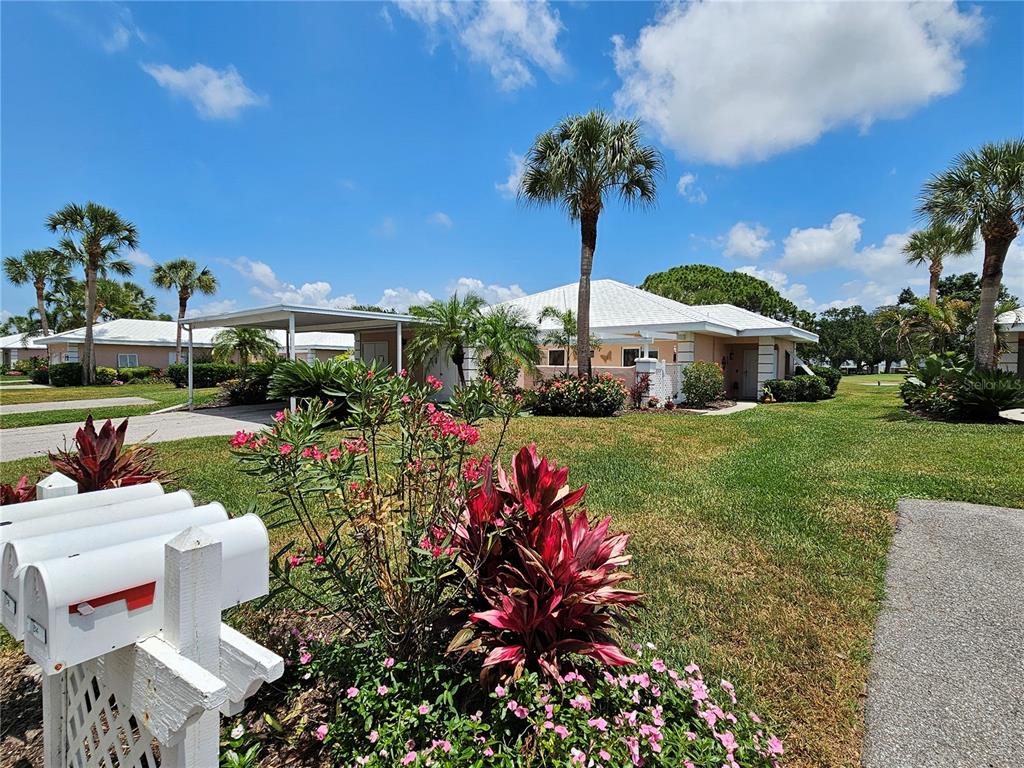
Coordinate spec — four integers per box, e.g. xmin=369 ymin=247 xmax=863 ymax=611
xmin=361 ymin=341 xmax=389 ymax=365
xmin=741 ymin=349 xmax=758 ymax=400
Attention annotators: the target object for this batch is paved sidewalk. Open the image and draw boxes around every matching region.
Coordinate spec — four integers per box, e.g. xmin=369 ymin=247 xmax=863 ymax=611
xmin=0 ymin=396 xmax=155 ymax=415
xmin=0 ymin=404 xmax=277 ymax=461
xmin=863 ymin=499 xmax=1024 ymax=768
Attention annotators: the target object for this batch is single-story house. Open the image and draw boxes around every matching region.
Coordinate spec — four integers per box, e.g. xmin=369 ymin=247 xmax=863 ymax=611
xmin=43 ymin=318 xmax=353 ymax=369
xmin=997 ymin=307 xmax=1023 ymax=378
xmin=0 ymin=332 xmax=49 ymax=369
xmin=494 ymin=279 xmax=818 ymax=400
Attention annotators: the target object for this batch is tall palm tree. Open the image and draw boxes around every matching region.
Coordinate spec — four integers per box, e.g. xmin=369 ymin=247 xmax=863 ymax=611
xmin=407 ymin=293 xmax=486 ymax=386
xmin=474 ymin=305 xmax=540 ymax=387
xmin=47 ymin=203 xmax=139 ymax=383
xmin=2 ymin=248 xmax=69 ymax=335
xmin=212 ymin=327 xmax=278 ymax=370
xmin=919 ymin=139 xmax=1024 ymax=367
xmin=519 ymin=110 xmax=662 ymax=377
xmin=903 ymin=223 xmax=973 ymax=305
xmin=152 ymin=258 xmax=218 ymax=363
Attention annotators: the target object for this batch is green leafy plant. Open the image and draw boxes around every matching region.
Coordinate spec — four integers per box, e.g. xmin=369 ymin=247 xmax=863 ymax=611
xmin=808 ymin=365 xmax=842 ymax=394
xmin=167 ymin=362 xmax=240 ymax=388
xmin=47 ymin=362 xmax=83 ymax=387
xmin=222 ymin=359 xmax=279 ymax=405
xmin=94 ymin=366 xmax=117 ymax=385
xmin=267 ymin=357 xmax=354 ymax=409
xmin=532 ymin=373 xmax=627 ymax=417
xmin=680 ymin=361 xmax=725 ymax=407
xmin=763 ymin=375 xmax=830 ymax=402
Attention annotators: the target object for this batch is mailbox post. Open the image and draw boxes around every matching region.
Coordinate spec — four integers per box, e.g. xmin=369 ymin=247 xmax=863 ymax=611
xmin=6 ymin=473 xmax=283 ymax=768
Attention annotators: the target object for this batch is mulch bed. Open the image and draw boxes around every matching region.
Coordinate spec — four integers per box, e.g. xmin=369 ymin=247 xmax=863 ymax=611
xmin=0 ymin=651 xmax=43 ymax=768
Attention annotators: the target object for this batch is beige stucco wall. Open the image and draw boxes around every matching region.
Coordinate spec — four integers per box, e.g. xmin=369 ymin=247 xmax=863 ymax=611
xmin=539 ymin=339 xmax=678 ymax=368
xmin=47 ymin=342 xmax=190 ymax=368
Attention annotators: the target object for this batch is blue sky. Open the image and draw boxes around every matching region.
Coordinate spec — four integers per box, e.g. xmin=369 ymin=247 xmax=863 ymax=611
xmin=2 ymin=1 xmax=1022 ymax=322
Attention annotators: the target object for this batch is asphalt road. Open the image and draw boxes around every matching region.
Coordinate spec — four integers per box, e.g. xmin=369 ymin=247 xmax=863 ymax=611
xmin=863 ymin=499 xmax=1024 ymax=767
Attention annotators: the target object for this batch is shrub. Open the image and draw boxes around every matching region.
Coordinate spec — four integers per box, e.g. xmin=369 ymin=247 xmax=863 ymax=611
xmin=680 ymin=360 xmax=725 ymax=407
xmin=628 ymin=373 xmax=651 ymax=408
xmin=48 ymin=362 xmax=82 ymax=387
xmin=901 ymin=356 xmax=1024 ymax=421
xmin=532 ymin=373 xmax=627 ymax=417
xmin=222 ymin=360 xmax=279 ymax=405
xmin=809 ymin=364 xmax=842 ymax=394
xmin=646 ymin=395 xmax=660 ymax=409
xmin=167 ymin=362 xmax=240 ymax=388
xmin=663 ymin=399 xmax=676 ymax=411
xmin=1 ymin=475 xmax=37 ymax=505
xmin=49 ymin=416 xmax=168 ymax=492
xmin=117 ymin=365 xmax=160 ymax=382
xmin=268 ymin=357 xmax=355 ymax=409
xmin=764 ymin=375 xmax=830 ymax=402
xmin=30 ymin=367 xmax=49 ymax=385
xmin=94 ymin=366 xmax=117 ymax=385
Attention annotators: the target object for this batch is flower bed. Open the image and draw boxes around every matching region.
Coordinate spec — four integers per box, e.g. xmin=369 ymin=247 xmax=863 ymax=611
xmin=532 ymin=373 xmax=628 ymax=417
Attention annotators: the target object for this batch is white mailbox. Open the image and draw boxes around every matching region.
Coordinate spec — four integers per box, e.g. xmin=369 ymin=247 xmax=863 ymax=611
xmin=22 ymin=514 xmax=269 ymax=674
xmin=0 ymin=482 xmax=165 ymax=532
xmin=1 ymin=489 xmax=195 ymax=545
xmin=1 ymin=502 xmax=229 ymax=640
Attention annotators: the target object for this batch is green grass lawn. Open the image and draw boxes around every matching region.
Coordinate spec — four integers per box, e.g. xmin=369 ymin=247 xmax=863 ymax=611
xmin=0 ymin=382 xmax=221 ymax=428
xmin=1 ymin=378 xmax=1020 ymax=767
xmin=0 ymin=376 xmax=32 ymax=385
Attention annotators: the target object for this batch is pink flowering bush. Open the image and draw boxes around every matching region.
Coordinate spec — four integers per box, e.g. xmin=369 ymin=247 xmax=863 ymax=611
xmin=533 ymin=373 xmax=629 ymax=417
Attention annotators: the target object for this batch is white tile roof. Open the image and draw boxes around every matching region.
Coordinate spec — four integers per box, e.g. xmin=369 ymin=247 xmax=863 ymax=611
xmin=996 ymin=307 xmax=1024 ymax=330
xmin=41 ymin=319 xmax=353 ymax=350
xmin=494 ymin=279 xmax=817 ymax=341
xmin=0 ymin=332 xmax=49 ymax=350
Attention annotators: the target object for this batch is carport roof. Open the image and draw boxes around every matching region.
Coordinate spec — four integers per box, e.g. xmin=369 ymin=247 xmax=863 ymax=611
xmin=182 ymin=303 xmax=422 ymax=334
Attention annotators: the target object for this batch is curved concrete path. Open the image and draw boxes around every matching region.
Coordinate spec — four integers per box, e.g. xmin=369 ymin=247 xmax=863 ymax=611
xmin=863 ymin=499 xmax=1024 ymax=767
xmin=0 ymin=404 xmax=277 ymax=462
xmin=0 ymin=396 xmax=155 ymax=415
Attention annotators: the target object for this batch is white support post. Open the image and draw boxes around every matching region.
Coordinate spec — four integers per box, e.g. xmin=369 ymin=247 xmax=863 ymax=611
xmin=159 ymin=527 xmax=223 ymax=768
xmin=187 ymin=325 xmax=195 ymax=412
xmin=38 ymin=472 xmax=75 ymax=768
xmin=396 ymin=321 xmax=403 ymax=372
xmin=287 ymin=313 xmax=296 ymax=412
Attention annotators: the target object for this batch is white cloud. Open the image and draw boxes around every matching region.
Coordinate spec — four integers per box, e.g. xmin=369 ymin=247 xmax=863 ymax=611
xmin=398 ymin=0 xmax=566 ymax=91
xmin=377 ymin=287 xmax=435 ymax=312
xmin=676 ymin=173 xmax=707 ymax=204
xmin=780 ymin=214 xmax=864 ymax=272
xmin=142 ymin=63 xmax=266 ymax=120
xmin=612 ymin=1 xmax=983 ymax=164
xmin=186 ymin=298 xmax=238 ymax=318
xmin=496 ymin=151 xmax=525 ymax=199
xmin=736 ymin=265 xmax=817 ymax=310
xmin=429 ymin=212 xmax=454 ymax=229
xmin=449 ymin=277 xmax=526 ymax=305
xmin=1 ymin=309 xmax=12 ymax=324
xmin=380 ymin=6 xmax=395 ymax=31
xmin=229 ymin=258 xmax=357 ymax=309
xmin=722 ymin=222 xmax=773 ymax=260
xmin=103 ymin=8 xmax=146 ymax=53
xmin=126 ymin=249 xmax=156 ymax=268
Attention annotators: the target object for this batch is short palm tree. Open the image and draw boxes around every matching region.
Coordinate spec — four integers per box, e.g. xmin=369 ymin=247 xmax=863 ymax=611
xmin=520 ymin=110 xmax=662 ymax=376
xmin=212 ymin=327 xmax=279 ymax=370
xmin=47 ymin=203 xmax=139 ymax=384
xmin=919 ymin=139 xmax=1024 ymax=367
xmin=407 ymin=293 xmax=486 ymax=386
xmin=2 ymin=248 xmax=69 ymax=335
xmin=474 ymin=305 xmax=540 ymax=387
xmin=903 ymin=223 xmax=973 ymax=305
xmin=538 ymin=306 xmax=602 ymax=373
xmin=152 ymin=258 xmax=218 ymax=363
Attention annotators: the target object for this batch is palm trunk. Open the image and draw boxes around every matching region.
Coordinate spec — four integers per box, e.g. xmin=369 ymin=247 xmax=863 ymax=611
xmin=974 ymin=233 xmax=1012 ymax=369
xmin=83 ymin=263 xmax=97 ymax=384
xmin=452 ymin=348 xmax=466 ymax=386
xmin=34 ymin=281 xmax=50 ymax=335
xmin=176 ymin=293 xmax=188 ymax=364
xmin=577 ymin=210 xmax=598 ymax=378
xmin=927 ymin=262 xmax=941 ymax=305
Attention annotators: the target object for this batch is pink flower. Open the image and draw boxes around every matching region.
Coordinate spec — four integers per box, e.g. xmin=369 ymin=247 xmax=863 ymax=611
xmin=570 ymin=694 xmax=591 ymax=712
xmin=273 ymin=411 xmax=286 ymax=422
xmin=314 ymin=724 xmax=328 ymax=741
xmin=483 ymin=748 xmax=494 ymax=757
xmin=749 ymin=711 xmax=762 ymax=724
xmin=279 ymin=443 xmax=293 ymax=455
xmin=313 ymin=554 xmax=325 ymax=565
xmin=347 ymin=687 xmax=359 ymax=698
xmin=377 ymin=685 xmax=389 ymax=695
xmin=426 ymin=375 xmax=443 ymax=390
xmin=229 ymin=430 xmax=252 ymax=448
xmin=768 ymin=735 xmax=784 ymax=756
xmin=299 ymin=651 xmax=312 ymax=664
xmin=494 ymin=684 xmax=506 ymax=698
xmin=384 ymin=657 xmax=395 ymax=668
xmin=553 ymin=725 xmax=570 ymax=740
xmin=719 ymin=730 xmax=738 ymax=752
xmin=288 ymin=555 xmax=303 ymax=568
xmin=651 ymin=658 xmax=667 ymax=673
xmin=401 ymin=751 xmax=417 ymax=765
xmin=369 ymin=729 xmax=379 ymax=743
xmin=418 ymin=703 xmax=430 ymax=715
xmin=401 ymin=395 xmax=411 ymax=404
xmin=587 ymin=717 xmax=608 ymax=731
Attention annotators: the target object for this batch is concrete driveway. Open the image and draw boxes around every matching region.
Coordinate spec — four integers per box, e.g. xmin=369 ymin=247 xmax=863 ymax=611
xmin=863 ymin=499 xmax=1024 ymax=767
xmin=0 ymin=404 xmax=277 ymax=462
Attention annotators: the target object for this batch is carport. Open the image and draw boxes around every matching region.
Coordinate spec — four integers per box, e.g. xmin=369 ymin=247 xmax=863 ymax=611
xmin=181 ymin=304 xmax=422 ymax=409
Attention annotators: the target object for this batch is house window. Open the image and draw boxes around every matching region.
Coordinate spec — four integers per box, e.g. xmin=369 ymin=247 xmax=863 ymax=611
xmin=547 ymin=349 xmax=566 ymax=367
xmin=169 ymin=350 xmax=190 ymax=364
xmin=64 ymin=345 xmax=79 ymax=363
xmin=117 ymin=353 xmax=139 ymax=369
xmin=623 ymin=348 xmax=657 ymax=366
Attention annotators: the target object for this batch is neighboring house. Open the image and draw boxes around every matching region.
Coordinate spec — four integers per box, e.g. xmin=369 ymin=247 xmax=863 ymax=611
xmin=495 ymin=280 xmax=818 ymax=400
xmin=0 ymin=332 xmax=49 ymax=369
xmin=42 ymin=318 xmax=353 ymax=369
xmin=997 ymin=307 xmax=1023 ymax=378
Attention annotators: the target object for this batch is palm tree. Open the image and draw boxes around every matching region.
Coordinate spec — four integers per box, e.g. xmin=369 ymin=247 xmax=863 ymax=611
xmin=537 ymin=306 xmax=602 ymax=373
xmin=519 ymin=110 xmax=662 ymax=376
xmin=919 ymin=139 xmax=1024 ymax=367
xmin=903 ymin=223 xmax=973 ymax=305
xmin=474 ymin=305 xmax=540 ymax=387
xmin=152 ymin=258 xmax=218 ymax=363
xmin=2 ymin=248 xmax=69 ymax=335
xmin=212 ymin=327 xmax=278 ymax=370
xmin=407 ymin=293 xmax=486 ymax=386
xmin=47 ymin=203 xmax=139 ymax=383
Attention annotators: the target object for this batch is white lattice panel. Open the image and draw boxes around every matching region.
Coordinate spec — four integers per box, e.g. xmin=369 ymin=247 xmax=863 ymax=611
xmin=64 ymin=662 xmax=160 ymax=768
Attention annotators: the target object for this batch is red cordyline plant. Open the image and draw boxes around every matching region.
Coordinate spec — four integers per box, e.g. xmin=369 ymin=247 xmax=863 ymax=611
xmin=449 ymin=444 xmax=642 ymax=681
xmin=0 ymin=475 xmax=36 ymax=505
xmin=49 ymin=415 xmax=167 ymax=492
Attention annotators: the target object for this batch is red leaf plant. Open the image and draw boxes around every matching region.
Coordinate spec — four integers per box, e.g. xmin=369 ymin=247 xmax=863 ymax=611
xmin=451 ymin=444 xmax=642 ymax=681
xmin=49 ymin=416 xmax=167 ymax=493
xmin=0 ymin=475 xmax=37 ymax=505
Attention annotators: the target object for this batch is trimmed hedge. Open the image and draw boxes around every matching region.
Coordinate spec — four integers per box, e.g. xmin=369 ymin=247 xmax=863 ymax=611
xmin=30 ymin=367 xmax=50 ymax=385
xmin=48 ymin=362 xmax=83 ymax=387
xmin=167 ymin=362 xmax=240 ymax=388
xmin=809 ymin=365 xmax=842 ymax=394
xmin=94 ymin=366 xmax=117 ymax=385
xmin=764 ymin=375 xmax=831 ymax=402
xmin=116 ymin=366 xmax=160 ymax=382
